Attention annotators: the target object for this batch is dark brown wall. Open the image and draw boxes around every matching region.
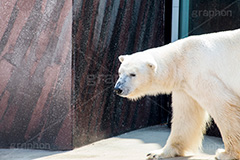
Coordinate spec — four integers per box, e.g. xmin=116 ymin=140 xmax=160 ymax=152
xmin=0 ymin=0 xmax=72 ymax=150
xmin=73 ymin=0 xmax=171 ymax=147
xmin=0 ymin=0 xmax=170 ymax=150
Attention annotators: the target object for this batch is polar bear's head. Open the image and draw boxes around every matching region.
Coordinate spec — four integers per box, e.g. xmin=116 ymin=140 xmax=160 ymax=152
xmin=114 ymin=53 xmax=157 ymax=100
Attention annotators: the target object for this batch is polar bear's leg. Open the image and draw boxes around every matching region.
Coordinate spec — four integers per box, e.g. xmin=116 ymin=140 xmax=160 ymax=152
xmin=147 ymin=90 xmax=208 ymax=159
xmin=210 ymin=103 xmax=240 ymax=160
xmin=215 ymin=148 xmax=237 ymax=160
xmin=204 ymin=104 xmax=240 ymax=160
xmin=196 ymin=82 xmax=240 ymax=160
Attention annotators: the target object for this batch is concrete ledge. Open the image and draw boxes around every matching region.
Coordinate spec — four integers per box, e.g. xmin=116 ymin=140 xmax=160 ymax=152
xmin=0 ymin=125 xmax=224 ymax=160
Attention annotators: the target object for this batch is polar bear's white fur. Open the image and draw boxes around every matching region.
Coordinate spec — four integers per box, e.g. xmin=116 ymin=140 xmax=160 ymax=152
xmin=114 ymin=29 xmax=240 ymax=160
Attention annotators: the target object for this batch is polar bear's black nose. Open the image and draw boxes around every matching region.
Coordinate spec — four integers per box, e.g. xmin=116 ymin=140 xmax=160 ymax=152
xmin=114 ymin=87 xmax=123 ymax=95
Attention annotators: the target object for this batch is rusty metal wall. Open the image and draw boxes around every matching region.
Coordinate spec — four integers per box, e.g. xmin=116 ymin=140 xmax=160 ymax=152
xmin=73 ymin=0 xmax=171 ymax=147
xmin=0 ymin=0 xmax=170 ymax=150
xmin=0 ymin=0 xmax=72 ymax=150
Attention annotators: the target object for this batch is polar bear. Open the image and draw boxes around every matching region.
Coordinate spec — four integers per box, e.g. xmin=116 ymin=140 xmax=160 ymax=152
xmin=114 ymin=29 xmax=240 ymax=160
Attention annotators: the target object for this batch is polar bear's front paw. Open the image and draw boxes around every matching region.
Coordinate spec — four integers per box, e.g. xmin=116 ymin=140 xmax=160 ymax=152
xmin=215 ymin=149 xmax=235 ymax=160
xmin=146 ymin=147 xmax=180 ymax=160
xmin=146 ymin=149 xmax=164 ymax=160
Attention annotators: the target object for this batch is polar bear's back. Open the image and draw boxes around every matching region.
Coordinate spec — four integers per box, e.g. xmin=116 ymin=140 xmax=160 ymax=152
xmin=184 ymin=29 xmax=240 ymax=97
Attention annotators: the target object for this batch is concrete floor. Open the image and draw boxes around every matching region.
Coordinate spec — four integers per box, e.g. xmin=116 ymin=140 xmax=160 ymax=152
xmin=0 ymin=125 xmax=224 ymax=160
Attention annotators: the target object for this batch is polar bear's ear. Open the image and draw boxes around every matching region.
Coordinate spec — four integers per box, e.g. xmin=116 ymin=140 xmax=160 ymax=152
xmin=118 ymin=55 xmax=127 ymax=63
xmin=147 ymin=61 xmax=157 ymax=73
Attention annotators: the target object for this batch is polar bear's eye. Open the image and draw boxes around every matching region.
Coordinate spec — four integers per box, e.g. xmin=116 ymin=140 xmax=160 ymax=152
xmin=130 ymin=73 xmax=136 ymax=77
